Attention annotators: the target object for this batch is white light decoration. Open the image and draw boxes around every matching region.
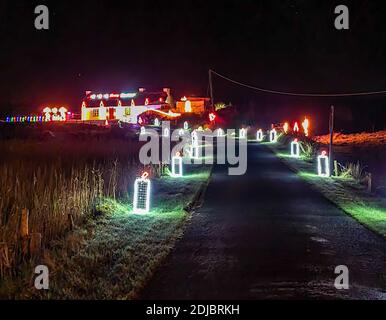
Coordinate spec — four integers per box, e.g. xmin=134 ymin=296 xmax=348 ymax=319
xmin=133 ymin=172 xmax=151 ymax=214
xmin=171 ymin=152 xmax=183 ymax=177
xmin=217 ymin=128 xmax=224 ymax=137
xmin=269 ymin=128 xmax=277 ymax=143
xmin=120 ymin=92 xmax=137 ymax=99
xmin=103 ymin=93 xmax=109 ymax=100
xmin=178 ymin=129 xmax=184 ymax=136
xmin=140 ymin=126 xmax=146 ymax=135
xmin=163 ymin=127 xmax=169 ymax=137
xmin=239 ymin=128 xmax=247 ymax=139
xmin=191 ymin=131 xmax=199 ymax=159
xmin=256 ymin=129 xmax=263 ymax=142
xmin=184 ymin=121 xmax=189 ymax=130
xmin=317 ymin=151 xmax=330 ymax=177
xmin=291 ymin=139 xmax=300 ymax=158
xmin=90 ymin=94 xmax=96 ymax=100
xmin=154 ymin=118 xmax=160 ymax=126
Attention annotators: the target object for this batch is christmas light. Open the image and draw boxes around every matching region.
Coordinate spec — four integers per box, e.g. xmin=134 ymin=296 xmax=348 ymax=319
xmin=185 ymin=100 xmax=192 ymax=112
xmin=293 ymin=122 xmax=300 ymax=133
xmin=317 ymin=151 xmax=330 ymax=177
xmin=291 ymin=138 xmax=300 ymax=158
xmin=283 ymin=122 xmax=289 ymax=134
xmin=154 ymin=118 xmax=160 ymax=126
xmin=163 ymin=127 xmax=169 ymax=137
xmin=171 ymin=152 xmax=183 ymax=177
xmin=191 ymin=131 xmax=199 ymax=159
xmin=269 ymin=128 xmax=277 ymax=143
xmin=239 ymin=128 xmax=247 ymax=139
xmin=120 ymin=93 xmax=137 ymax=99
xmin=217 ymin=128 xmax=224 ymax=137
xmin=133 ymin=172 xmax=151 ymax=214
xmin=145 ymin=98 xmax=150 ymax=106
xmin=178 ymin=129 xmax=184 ymax=136
xmin=184 ymin=121 xmax=189 ymax=130
xmin=302 ymin=117 xmax=309 ymax=136
xmin=209 ymin=112 xmax=216 ymax=122
xmin=256 ymin=129 xmax=263 ymax=142
xmin=140 ymin=126 xmax=146 ymax=135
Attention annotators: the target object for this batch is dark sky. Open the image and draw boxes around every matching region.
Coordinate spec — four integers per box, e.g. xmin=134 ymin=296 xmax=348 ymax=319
xmin=2 ymin=0 xmax=386 ymax=131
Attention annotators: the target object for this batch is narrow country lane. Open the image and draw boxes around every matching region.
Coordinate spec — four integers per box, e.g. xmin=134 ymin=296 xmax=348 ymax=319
xmin=142 ymin=144 xmax=386 ymax=299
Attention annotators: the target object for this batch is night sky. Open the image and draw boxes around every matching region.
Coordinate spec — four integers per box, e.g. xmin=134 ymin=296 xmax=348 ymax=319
xmin=2 ymin=0 xmax=386 ymax=132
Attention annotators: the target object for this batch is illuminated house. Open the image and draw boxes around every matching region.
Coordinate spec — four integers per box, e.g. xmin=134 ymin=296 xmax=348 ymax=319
xmin=176 ymin=96 xmax=210 ymax=114
xmin=81 ymin=88 xmax=174 ymax=123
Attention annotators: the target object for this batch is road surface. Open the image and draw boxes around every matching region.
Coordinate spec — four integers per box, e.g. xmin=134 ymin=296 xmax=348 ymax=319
xmin=142 ymin=144 xmax=386 ymax=299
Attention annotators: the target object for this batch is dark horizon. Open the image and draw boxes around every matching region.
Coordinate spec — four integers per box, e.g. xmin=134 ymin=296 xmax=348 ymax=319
xmin=2 ymin=0 xmax=386 ymax=132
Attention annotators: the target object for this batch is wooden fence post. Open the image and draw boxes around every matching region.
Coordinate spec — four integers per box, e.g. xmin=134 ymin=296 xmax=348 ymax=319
xmin=20 ymin=208 xmax=29 ymax=257
xmin=29 ymin=233 xmax=42 ymax=258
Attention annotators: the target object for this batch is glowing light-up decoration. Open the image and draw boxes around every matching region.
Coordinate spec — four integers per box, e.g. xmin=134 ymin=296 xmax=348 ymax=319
xmin=178 ymin=129 xmax=184 ymax=136
xmin=140 ymin=126 xmax=146 ymax=135
xmin=133 ymin=172 xmax=151 ymax=214
xmin=291 ymin=138 xmax=300 ymax=158
xmin=103 ymin=93 xmax=109 ymax=100
xmin=145 ymin=98 xmax=150 ymax=106
xmin=293 ymin=122 xmax=300 ymax=133
xmin=171 ymin=152 xmax=183 ymax=177
xmin=163 ymin=127 xmax=169 ymax=137
xmin=154 ymin=118 xmax=160 ymax=126
xmin=120 ymin=92 xmax=137 ymax=99
xmin=131 ymin=99 xmax=135 ymax=107
xmin=191 ymin=131 xmax=199 ymax=159
xmin=184 ymin=121 xmax=189 ymax=130
xmin=58 ymin=107 xmax=67 ymax=121
xmin=256 ymin=129 xmax=263 ymax=142
xmin=283 ymin=122 xmax=289 ymax=134
xmin=197 ymin=126 xmax=203 ymax=131
xmin=317 ymin=151 xmax=330 ymax=177
xmin=302 ymin=117 xmax=309 ymax=137
xmin=239 ymin=128 xmax=247 ymax=139
xmin=209 ymin=112 xmax=216 ymax=122
xmin=43 ymin=107 xmax=51 ymax=122
xmin=185 ymin=100 xmax=192 ymax=112
xmin=269 ymin=128 xmax=277 ymax=143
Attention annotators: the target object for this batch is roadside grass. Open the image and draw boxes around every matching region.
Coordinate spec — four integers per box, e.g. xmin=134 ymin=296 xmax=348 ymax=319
xmin=1 ymin=163 xmax=211 ymax=299
xmin=268 ymin=139 xmax=386 ymax=238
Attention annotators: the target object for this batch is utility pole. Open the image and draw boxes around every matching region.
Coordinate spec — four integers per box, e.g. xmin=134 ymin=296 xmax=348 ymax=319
xmin=329 ymin=105 xmax=334 ymax=176
xmin=209 ymin=69 xmax=214 ymax=111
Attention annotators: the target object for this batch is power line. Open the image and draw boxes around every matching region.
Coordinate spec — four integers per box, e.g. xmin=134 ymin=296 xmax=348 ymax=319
xmin=210 ymin=69 xmax=386 ymax=97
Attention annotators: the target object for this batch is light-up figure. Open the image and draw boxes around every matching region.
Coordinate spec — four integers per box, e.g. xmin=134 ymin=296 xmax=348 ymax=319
xmin=256 ymin=129 xmax=263 ymax=142
xmin=171 ymin=152 xmax=183 ymax=177
xmin=43 ymin=107 xmax=51 ymax=122
xmin=133 ymin=172 xmax=151 ymax=214
xmin=154 ymin=118 xmax=160 ymax=126
xmin=283 ymin=122 xmax=289 ymax=134
xmin=140 ymin=126 xmax=146 ymax=135
xmin=302 ymin=117 xmax=309 ymax=136
xmin=239 ymin=128 xmax=247 ymax=139
xmin=317 ymin=151 xmax=330 ymax=177
xmin=59 ymin=107 xmax=67 ymax=121
xmin=291 ymin=138 xmax=300 ymax=158
xmin=163 ymin=127 xmax=169 ymax=137
xmin=269 ymin=128 xmax=277 ymax=143
xmin=185 ymin=100 xmax=192 ymax=112
xmin=184 ymin=121 xmax=189 ymax=130
xmin=293 ymin=122 xmax=300 ymax=133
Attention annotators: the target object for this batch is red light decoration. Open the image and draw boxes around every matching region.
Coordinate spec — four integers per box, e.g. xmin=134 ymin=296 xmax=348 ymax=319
xmin=141 ymin=171 xmax=149 ymax=179
xmin=293 ymin=122 xmax=300 ymax=132
xmin=145 ymin=98 xmax=149 ymax=106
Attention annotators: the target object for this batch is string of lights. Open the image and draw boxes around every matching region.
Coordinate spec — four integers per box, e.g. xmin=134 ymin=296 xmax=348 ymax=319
xmin=210 ymin=69 xmax=386 ymax=97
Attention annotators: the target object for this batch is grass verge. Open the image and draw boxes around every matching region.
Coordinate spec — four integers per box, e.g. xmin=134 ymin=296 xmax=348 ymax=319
xmin=268 ymin=141 xmax=386 ymax=239
xmin=0 ymin=163 xmax=212 ymax=299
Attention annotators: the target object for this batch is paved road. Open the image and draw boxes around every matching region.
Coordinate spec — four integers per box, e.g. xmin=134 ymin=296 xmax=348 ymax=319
xmin=142 ymin=144 xmax=386 ymax=299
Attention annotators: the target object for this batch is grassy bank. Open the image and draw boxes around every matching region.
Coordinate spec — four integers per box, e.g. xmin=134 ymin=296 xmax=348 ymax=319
xmin=268 ymin=138 xmax=386 ymax=238
xmin=0 ymin=162 xmax=211 ymax=299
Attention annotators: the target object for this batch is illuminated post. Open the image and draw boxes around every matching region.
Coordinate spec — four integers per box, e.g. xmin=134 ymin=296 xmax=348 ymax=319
xmin=291 ymin=138 xmax=300 ymax=158
xmin=256 ymin=129 xmax=263 ymax=142
xmin=133 ymin=172 xmax=151 ymax=214
xmin=317 ymin=151 xmax=330 ymax=177
xmin=191 ymin=130 xmax=199 ymax=159
xmin=239 ymin=128 xmax=247 ymax=139
xmin=269 ymin=128 xmax=277 ymax=143
xmin=163 ymin=127 xmax=169 ymax=137
xmin=217 ymin=128 xmax=224 ymax=137
xmin=171 ymin=152 xmax=183 ymax=177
